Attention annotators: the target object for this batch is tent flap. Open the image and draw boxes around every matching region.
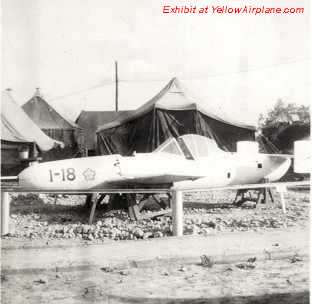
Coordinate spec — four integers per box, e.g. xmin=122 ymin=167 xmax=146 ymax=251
xmin=76 ymin=110 xmax=132 ymax=150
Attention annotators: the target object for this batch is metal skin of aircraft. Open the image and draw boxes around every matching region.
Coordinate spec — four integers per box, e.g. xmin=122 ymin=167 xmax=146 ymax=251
xmin=18 ymin=134 xmax=294 ymax=192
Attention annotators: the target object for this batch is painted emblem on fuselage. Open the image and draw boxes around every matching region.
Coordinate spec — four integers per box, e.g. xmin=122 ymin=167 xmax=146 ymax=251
xmin=83 ymin=168 xmax=96 ymax=181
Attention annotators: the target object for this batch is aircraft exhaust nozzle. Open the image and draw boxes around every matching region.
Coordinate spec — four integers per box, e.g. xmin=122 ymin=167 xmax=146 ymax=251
xmin=264 ymin=157 xmax=291 ymax=182
xmin=294 ymin=140 xmax=311 ymax=174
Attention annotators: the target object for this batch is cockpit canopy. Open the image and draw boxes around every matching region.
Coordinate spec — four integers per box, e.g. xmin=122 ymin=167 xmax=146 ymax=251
xmin=154 ymin=134 xmax=222 ymax=159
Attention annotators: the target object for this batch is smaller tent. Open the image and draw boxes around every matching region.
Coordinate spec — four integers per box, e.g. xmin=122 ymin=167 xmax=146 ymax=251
xmin=1 ymin=90 xmax=63 ymax=175
xmin=22 ymin=89 xmax=85 ymax=160
xmin=76 ymin=110 xmax=131 ymax=155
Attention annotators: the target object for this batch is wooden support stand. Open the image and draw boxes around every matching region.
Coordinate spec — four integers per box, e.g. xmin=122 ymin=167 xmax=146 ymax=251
xmin=263 ymin=178 xmax=274 ymax=205
xmin=88 ymin=197 xmax=98 ymax=225
xmin=88 ymin=193 xmax=107 ymax=225
xmin=172 ymin=190 xmax=183 ymax=237
xmin=234 ymin=187 xmax=274 ymax=206
xmin=1 ymin=192 xmax=10 ymax=236
xmin=87 ymin=192 xmax=171 ymax=224
xmin=127 ymin=194 xmax=141 ymax=221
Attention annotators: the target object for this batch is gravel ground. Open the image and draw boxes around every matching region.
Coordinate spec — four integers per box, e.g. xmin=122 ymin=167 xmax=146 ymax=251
xmin=2 ymin=188 xmax=309 ymax=243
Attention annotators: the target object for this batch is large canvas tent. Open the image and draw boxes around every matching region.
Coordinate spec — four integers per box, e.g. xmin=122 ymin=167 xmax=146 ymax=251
xmin=97 ymin=78 xmax=256 ymax=155
xmin=1 ymin=90 xmax=63 ymax=175
xmin=23 ymin=89 xmax=85 ymax=160
xmin=76 ymin=110 xmax=131 ymax=155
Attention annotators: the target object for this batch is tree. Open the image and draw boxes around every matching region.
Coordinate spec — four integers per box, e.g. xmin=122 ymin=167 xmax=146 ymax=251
xmin=258 ymin=99 xmax=310 ymax=129
xmin=258 ymin=99 xmax=310 ymax=154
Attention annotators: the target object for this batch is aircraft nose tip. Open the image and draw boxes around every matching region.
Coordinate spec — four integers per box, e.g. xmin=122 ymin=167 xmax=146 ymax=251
xmin=18 ymin=166 xmax=36 ymax=188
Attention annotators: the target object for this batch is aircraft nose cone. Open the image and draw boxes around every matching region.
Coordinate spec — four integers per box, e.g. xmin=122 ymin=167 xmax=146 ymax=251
xmin=18 ymin=165 xmax=38 ymax=188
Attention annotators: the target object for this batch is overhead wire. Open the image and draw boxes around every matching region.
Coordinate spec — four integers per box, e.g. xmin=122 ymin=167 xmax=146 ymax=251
xmin=48 ymin=80 xmax=113 ymax=101
xmin=120 ymin=57 xmax=310 ymax=83
xmin=46 ymin=57 xmax=310 ymax=101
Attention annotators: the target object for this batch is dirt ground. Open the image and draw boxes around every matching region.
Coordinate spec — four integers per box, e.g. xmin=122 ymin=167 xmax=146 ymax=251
xmin=1 ymin=256 xmax=309 ymax=304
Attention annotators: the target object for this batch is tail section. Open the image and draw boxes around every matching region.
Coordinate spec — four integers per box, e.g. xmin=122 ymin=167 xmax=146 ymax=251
xmin=264 ymin=156 xmax=292 ymax=181
xmin=294 ymin=140 xmax=311 ymax=174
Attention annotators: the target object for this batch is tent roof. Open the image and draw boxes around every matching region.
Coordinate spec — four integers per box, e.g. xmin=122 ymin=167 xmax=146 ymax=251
xmin=23 ymin=93 xmax=81 ymax=130
xmin=76 ymin=110 xmax=132 ymax=149
xmin=1 ymin=91 xmax=63 ymax=151
xmin=97 ymin=77 xmax=256 ymax=132
xmin=76 ymin=110 xmax=132 ymax=128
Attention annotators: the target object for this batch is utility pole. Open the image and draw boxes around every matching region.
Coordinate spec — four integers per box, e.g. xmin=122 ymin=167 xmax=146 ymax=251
xmin=115 ymin=60 xmax=118 ymax=112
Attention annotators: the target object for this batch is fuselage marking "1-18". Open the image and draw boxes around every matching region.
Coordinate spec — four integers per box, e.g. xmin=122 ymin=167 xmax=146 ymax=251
xmin=49 ymin=168 xmax=76 ymax=182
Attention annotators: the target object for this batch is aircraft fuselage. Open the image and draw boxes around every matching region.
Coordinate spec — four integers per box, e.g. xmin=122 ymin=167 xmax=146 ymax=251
xmin=18 ymin=151 xmax=291 ymax=191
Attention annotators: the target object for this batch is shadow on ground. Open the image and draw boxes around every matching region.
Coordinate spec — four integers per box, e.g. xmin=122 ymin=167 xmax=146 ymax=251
xmin=10 ymin=194 xmax=90 ymax=225
xmin=103 ymin=291 xmax=309 ymax=304
xmin=9 ymin=194 xmax=132 ymax=225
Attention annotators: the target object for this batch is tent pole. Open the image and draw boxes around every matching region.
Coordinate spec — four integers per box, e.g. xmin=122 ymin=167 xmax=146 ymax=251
xmin=115 ymin=60 xmax=118 ymax=112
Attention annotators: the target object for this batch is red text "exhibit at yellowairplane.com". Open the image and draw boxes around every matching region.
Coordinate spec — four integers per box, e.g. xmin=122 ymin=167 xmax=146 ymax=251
xmin=162 ymin=4 xmax=305 ymax=15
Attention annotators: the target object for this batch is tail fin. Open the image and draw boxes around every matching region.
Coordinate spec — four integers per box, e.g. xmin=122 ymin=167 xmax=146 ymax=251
xmin=294 ymin=140 xmax=311 ymax=173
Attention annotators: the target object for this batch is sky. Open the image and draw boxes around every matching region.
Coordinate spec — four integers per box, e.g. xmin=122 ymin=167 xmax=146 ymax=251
xmin=2 ymin=0 xmax=310 ymax=125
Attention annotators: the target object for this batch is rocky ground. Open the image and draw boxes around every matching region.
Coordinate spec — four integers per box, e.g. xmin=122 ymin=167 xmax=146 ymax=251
xmin=2 ymin=188 xmax=309 ymax=243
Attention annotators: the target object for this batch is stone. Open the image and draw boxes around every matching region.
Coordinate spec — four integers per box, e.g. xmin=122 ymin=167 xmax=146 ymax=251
xmin=153 ymin=231 xmax=163 ymax=238
xmin=96 ymin=220 xmax=103 ymax=227
xmin=143 ymin=232 xmax=153 ymax=239
xmin=82 ymin=225 xmax=92 ymax=234
xmin=132 ymin=228 xmax=144 ymax=238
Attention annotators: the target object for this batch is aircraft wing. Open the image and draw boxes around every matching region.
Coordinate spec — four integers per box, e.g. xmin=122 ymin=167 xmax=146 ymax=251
xmin=172 ymin=180 xmax=310 ymax=192
xmin=91 ymin=174 xmax=199 ymax=190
